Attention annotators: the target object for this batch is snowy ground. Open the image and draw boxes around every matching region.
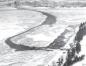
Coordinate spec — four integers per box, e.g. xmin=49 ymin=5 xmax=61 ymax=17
xmin=0 ymin=9 xmax=45 ymax=40
xmin=0 ymin=7 xmax=86 ymax=66
xmin=0 ymin=9 xmax=45 ymax=54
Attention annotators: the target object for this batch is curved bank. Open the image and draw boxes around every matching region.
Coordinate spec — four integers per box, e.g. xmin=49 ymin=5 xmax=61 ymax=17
xmin=5 ymin=9 xmax=57 ymax=51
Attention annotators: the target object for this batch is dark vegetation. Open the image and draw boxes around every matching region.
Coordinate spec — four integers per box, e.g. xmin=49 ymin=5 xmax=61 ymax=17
xmin=6 ymin=0 xmax=57 ymax=8
xmin=58 ymin=2 xmax=86 ymax=7
xmin=63 ymin=22 xmax=86 ymax=66
xmin=5 ymin=0 xmax=86 ymax=8
xmin=5 ymin=22 xmax=86 ymax=66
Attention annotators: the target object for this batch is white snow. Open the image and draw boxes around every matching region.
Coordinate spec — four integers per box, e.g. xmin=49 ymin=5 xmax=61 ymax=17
xmin=26 ymin=33 xmax=55 ymax=41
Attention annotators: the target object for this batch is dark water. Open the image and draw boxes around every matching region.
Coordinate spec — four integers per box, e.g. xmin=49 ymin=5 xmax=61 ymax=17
xmin=40 ymin=12 xmax=56 ymax=25
xmin=5 ymin=38 xmax=42 ymax=51
xmin=5 ymin=10 xmax=57 ymax=51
